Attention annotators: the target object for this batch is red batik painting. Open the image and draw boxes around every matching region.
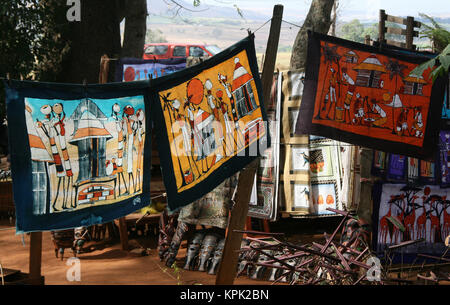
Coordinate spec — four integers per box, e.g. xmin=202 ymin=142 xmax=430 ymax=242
xmin=297 ymin=31 xmax=446 ymax=160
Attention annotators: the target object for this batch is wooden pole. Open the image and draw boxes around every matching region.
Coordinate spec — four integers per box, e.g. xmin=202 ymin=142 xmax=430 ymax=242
xmin=215 ymin=4 xmax=283 ymax=285
xmin=99 ymin=54 xmax=129 ymax=251
xmin=405 ymin=16 xmax=415 ymax=50
xmin=379 ymin=10 xmax=386 ymax=44
xmin=29 ymin=232 xmax=43 ymax=284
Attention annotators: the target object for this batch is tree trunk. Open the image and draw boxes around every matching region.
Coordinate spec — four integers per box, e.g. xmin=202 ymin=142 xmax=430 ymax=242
xmin=57 ymin=0 xmax=122 ymax=83
xmin=289 ymin=0 xmax=335 ymax=70
xmin=121 ymin=0 xmax=148 ymax=58
xmin=328 ymin=0 xmax=338 ymax=36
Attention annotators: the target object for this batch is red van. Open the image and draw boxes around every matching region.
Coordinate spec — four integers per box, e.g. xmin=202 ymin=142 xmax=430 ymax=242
xmin=142 ymin=43 xmax=221 ymax=60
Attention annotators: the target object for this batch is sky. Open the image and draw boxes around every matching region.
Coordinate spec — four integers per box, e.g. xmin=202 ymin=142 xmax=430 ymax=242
xmin=197 ymin=0 xmax=450 ymax=21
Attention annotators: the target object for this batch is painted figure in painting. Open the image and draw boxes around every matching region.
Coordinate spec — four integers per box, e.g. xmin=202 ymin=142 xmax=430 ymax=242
xmin=123 ymin=105 xmax=137 ymax=194
xmin=215 ymin=89 xmax=236 ymax=154
xmin=173 ymin=98 xmax=200 ymax=184
xmin=395 ymin=108 xmax=410 ymax=137
xmin=186 ymin=78 xmax=217 ymax=173
xmin=352 ymin=93 xmax=365 ymax=125
xmin=327 ymin=68 xmax=338 ymax=119
xmin=218 ymin=71 xmax=245 ymax=150
xmin=135 ymin=108 xmax=145 ymax=192
xmin=25 ymin=102 xmax=53 ymax=215
xmin=52 ymin=103 xmax=75 ymax=208
xmin=341 ymin=68 xmax=356 ymax=124
xmin=205 ymin=79 xmax=226 ymax=159
xmin=368 ymin=99 xmax=387 ymax=128
xmin=111 ymin=103 xmax=129 ymax=196
xmin=37 ymin=104 xmax=67 ymax=211
xmin=411 ymin=106 xmax=423 ymax=137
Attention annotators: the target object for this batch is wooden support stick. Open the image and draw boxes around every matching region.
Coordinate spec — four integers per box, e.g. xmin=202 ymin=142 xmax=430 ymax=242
xmin=406 ymin=16 xmax=415 ymax=50
xmin=379 ymin=9 xmax=386 ymax=44
xmin=215 ymin=4 xmax=283 ymax=285
xmin=29 ymin=232 xmax=43 ymax=284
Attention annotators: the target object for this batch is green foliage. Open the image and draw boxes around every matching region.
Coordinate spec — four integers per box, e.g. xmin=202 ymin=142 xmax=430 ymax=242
xmin=337 ymin=20 xmax=378 ymax=43
xmin=419 ymin=13 xmax=450 ymax=52
xmin=410 ymin=43 xmax=450 ymax=82
xmin=146 ymin=29 xmax=168 ymax=43
xmin=0 ymin=0 xmax=69 ymax=122
xmin=339 ymin=19 xmax=365 ymax=43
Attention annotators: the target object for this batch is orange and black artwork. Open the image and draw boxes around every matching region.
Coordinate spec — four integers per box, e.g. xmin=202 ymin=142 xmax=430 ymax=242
xmin=151 ymin=35 xmax=269 ymax=211
xmin=297 ymin=31 xmax=446 ymax=160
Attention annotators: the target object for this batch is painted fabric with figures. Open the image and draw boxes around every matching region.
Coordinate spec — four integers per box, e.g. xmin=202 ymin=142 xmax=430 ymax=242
xmin=309 ymin=137 xmax=343 ymax=215
xmin=115 ymin=57 xmax=186 ymax=82
xmin=5 ymin=80 xmax=151 ymax=233
xmin=374 ymin=183 xmax=450 ymax=255
xmin=151 ymin=35 xmax=269 ymax=210
xmin=296 ymin=31 xmax=446 ymax=160
xmin=249 ymin=72 xmax=281 ymax=220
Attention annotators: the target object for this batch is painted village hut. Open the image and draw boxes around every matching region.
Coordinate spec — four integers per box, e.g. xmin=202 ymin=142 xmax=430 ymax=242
xmin=353 ymin=54 xmax=387 ymax=88
xmin=403 ymin=74 xmax=427 ymax=95
xmin=69 ymin=99 xmax=115 ymax=205
xmin=344 ymin=50 xmax=358 ymax=63
xmin=194 ymin=108 xmax=216 ymax=161
xmin=25 ymin=103 xmax=53 ymax=215
xmin=232 ymin=57 xmax=258 ymax=119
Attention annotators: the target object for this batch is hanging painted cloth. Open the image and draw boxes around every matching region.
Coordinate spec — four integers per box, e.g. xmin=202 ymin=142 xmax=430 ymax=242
xmin=373 ymin=183 xmax=449 ymax=257
xmin=249 ymin=72 xmax=282 ymax=221
xmin=115 ymin=57 xmax=186 ymax=82
xmin=4 ymin=80 xmax=151 ymax=233
xmin=150 ymin=34 xmax=269 ymax=211
xmin=296 ymin=31 xmax=446 ymax=160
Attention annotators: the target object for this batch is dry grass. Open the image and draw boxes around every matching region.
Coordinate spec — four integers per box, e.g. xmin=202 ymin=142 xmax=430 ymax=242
xmin=256 ymin=52 xmax=292 ymax=72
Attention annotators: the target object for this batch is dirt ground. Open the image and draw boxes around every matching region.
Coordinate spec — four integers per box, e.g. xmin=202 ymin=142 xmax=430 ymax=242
xmin=0 ymin=220 xmax=274 ymax=285
xmin=2 ymin=217 xmax=448 ymax=285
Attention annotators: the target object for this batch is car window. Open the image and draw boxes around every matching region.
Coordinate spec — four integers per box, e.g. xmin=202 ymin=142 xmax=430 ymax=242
xmin=173 ymin=46 xmax=186 ymax=57
xmin=144 ymin=45 xmax=168 ymax=55
xmin=189 ymin=46 xmax=207 ymax=57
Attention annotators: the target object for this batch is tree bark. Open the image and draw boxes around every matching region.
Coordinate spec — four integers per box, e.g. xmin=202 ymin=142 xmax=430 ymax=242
xmin=289 ymin=0 xmax=335 ymax=70
xmin=57 ymin=0 xmax=122 ymax=83
xmin=121 ymin=0 xmax=148 ymax=58
xmin=328 ymin=0 xmax=338 ymax=36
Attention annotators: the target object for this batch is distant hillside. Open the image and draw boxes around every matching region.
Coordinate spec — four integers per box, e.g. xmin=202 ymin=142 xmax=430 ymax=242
xmin=147 ymin=0 xmax=270 ymax=21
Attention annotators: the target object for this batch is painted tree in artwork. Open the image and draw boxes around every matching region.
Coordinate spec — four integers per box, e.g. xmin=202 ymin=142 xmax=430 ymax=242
xmin=315 ymin=43 xmax=342 ymax=119
xmin=388 ymin=185 xmax=422 ymax=242
xmin=424 ymin=193 xmax=450 ymax=243
xmin=384 ymin=59 xmax=408 ymax=134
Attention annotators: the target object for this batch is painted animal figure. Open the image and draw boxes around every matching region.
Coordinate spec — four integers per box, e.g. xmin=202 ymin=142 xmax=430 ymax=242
xmin=428 ymin=200 xmax=441 ymax=243
xmin=379 ymin=202 xmax=392 ymax=244
xmin=443 ymin=206 xmax=450 ymax=239
xmin=392 ymin=196 xmax=406 ymax=244
xmin=403 ymin=195 xmax=418 ymax=240
xmin=416 ymin=202 xmax=427 ymax=241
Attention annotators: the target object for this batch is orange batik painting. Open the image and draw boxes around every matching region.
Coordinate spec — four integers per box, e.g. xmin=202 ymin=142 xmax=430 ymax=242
xmin=297 ymin=31 xmax=446 ymax=160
